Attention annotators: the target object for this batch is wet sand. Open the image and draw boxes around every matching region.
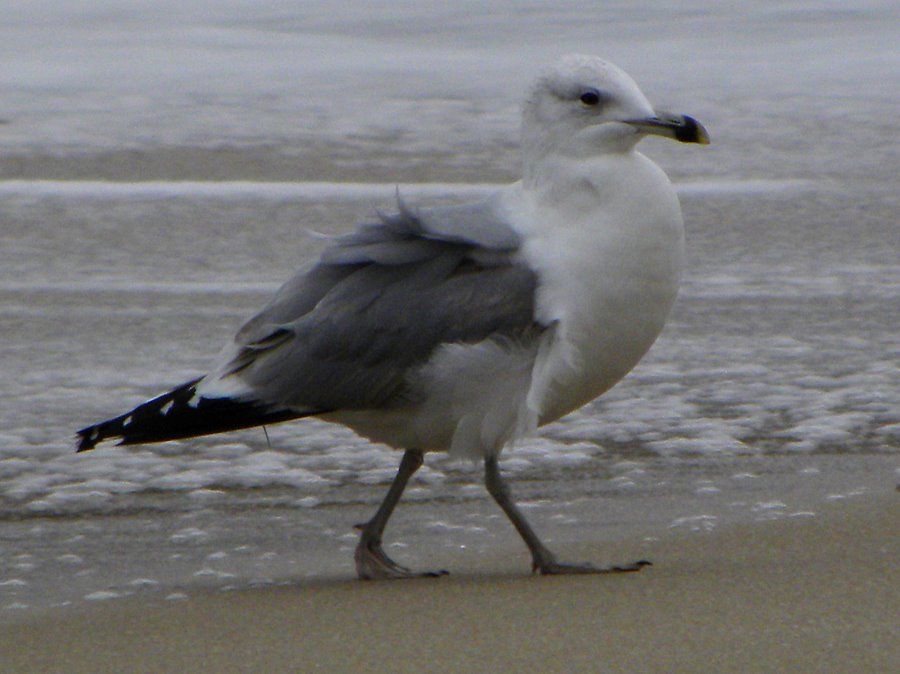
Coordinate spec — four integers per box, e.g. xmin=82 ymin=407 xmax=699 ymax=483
xmin=4 ymin=494 xmax=896 ymax=673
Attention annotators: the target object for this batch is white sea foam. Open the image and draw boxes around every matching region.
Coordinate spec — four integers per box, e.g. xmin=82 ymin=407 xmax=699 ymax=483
xmin=669 ymin=515 xmax=718 ymax=531
xmin=169 ymin=528 xmax=209 ymax=544
xmin=4 ymin=603 xmax=29 ymax=611
xmin=84 ymin=591 xmax=123 ymax=601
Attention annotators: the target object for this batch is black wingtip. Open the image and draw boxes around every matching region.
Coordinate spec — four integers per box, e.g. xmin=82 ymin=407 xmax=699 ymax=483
xmin=74 ymin=377 xmax=313 ymax=452
xmin=75 ymin=424 xmax=104 ymax=452
xmin=73 ymin=378 xmax=204 ymax=453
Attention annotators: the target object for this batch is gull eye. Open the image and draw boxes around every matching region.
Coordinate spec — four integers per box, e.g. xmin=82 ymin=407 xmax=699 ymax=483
xmin=579 ymin=89 xmax=601 ymax=106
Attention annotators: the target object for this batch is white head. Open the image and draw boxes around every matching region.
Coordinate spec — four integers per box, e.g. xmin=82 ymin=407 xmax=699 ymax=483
xmin=522 ymin=54 xmax=708 ymax=168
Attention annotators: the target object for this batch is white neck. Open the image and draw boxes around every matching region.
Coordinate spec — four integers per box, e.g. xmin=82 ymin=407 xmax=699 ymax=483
xmin=522 ymin=124 xmax=641 ymax=187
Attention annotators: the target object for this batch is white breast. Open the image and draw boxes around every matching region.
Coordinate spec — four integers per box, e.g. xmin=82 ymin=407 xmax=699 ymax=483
xmin=511 ymin=151 xmax=685 ymax=424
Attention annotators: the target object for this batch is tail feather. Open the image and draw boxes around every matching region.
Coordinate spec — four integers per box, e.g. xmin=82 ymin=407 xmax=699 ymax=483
xmin=76 ymin=378 xmax=310 ymax=452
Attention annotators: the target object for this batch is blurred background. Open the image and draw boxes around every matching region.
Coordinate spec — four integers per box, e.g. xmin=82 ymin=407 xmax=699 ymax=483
xmin=0 ymin=0 xmax=897 ymax=613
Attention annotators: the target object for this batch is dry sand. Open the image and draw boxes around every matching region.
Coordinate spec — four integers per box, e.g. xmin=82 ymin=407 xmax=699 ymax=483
xmin=3 ymin=494 xmax=897 ymax=674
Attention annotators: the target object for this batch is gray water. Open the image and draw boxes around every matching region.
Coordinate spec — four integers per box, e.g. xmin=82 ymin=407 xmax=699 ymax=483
xmin=1 ymin=0 xmax=898 ymax=617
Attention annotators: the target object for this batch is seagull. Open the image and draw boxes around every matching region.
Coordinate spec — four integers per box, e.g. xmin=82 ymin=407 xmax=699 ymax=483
xmin=77 ymin=55 xmax=709 ymax=579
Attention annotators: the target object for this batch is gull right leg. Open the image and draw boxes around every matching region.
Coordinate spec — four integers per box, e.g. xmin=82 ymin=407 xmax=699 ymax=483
xmin=484 ymin=456 xmax=651 ymax=575
xmin=355 ymin=448 xmax=448 ymax=580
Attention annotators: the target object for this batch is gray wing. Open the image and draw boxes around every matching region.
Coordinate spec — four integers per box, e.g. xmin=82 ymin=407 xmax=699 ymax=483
xmin=212 ymin=196 xmax=541 ymax=412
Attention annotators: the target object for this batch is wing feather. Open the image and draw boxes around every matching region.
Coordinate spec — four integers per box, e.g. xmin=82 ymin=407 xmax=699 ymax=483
xmin=203 ymin=195 xmax=540 ymax=412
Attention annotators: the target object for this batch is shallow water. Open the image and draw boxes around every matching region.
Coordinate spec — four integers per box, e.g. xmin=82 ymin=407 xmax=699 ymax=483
xmin=1 ymin=0 xmax=898 ymax=617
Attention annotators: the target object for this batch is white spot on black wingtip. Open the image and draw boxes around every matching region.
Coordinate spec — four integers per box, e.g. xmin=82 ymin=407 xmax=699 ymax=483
xmin=122 ymin=415 xmax=133 ymax=428
xmin=160 ymin=400 xmax=174 ymax=415
xmin=90 ymin=429 xmax=99 ymax=441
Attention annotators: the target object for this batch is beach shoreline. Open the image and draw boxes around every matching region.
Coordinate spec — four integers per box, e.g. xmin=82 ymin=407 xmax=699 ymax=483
xmin=4 ymin=492 xmax=896 ymax=673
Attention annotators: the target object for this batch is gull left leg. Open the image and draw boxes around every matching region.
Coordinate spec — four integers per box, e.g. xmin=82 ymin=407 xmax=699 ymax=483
xmin=484 ymin=456 xmax=651 ymax=575
xmin=355 ymin=448 xmax=449 ymax=580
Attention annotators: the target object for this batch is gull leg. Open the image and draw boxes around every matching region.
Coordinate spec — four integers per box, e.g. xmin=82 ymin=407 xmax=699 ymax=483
xmin=484 ymin=456 xmax=651 ymax=575
xmin=355 ymin=448 xmax=448 ymax=580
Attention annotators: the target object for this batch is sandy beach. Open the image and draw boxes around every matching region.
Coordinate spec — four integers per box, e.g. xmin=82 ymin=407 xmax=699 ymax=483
xmin=4 ymin=494 xmax=896 ymax=673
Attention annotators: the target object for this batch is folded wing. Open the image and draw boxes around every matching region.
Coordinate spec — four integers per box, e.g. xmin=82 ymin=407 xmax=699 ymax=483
xmin=199 ymin=196 xmax=542 ymax=414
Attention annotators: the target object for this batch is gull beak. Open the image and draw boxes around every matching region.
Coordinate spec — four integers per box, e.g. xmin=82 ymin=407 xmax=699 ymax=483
xmin=624 ymin=111 xmax=710 ymax=145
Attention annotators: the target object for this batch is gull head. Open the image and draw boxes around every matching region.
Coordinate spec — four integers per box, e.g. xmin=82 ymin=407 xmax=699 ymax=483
xmin=522 ymin=54 xmax=709 ymax=163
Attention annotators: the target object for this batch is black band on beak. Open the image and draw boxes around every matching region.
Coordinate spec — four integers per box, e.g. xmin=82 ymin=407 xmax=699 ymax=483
xmin=673 ymin=115 xmax=709 ymax=144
